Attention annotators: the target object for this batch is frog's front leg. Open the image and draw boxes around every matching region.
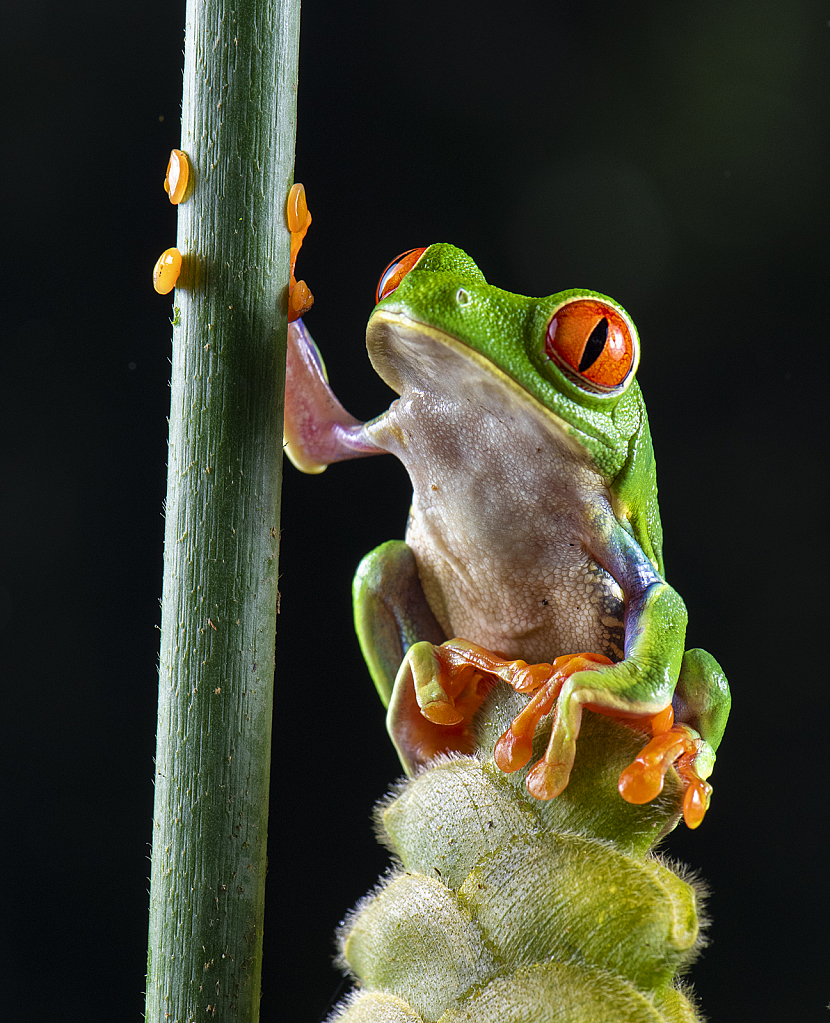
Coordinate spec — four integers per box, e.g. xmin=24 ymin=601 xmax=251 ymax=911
xmin=498 ymin=521 xmax=689 ymax=801
xmin=525 ymin=581 xmax=687 ymax=801
xmin=284 ymin=317 xmax=387 ymax=473
xmin=490 ymin=641 xmax=729 ymax=828
xmin=496 ymin=522 xmax=729 ymax=826
xmin=282 ymin=184 xmax=385 ymax=472
xmin=618 ymin=647 xmax=730 ymax=827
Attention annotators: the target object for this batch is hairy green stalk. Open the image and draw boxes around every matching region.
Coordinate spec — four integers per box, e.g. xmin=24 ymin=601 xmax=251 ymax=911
xmin=146 ymin=1 xmax=301 ymax=1020
xmin=331 ymin=688 xmax=704 ymax=1022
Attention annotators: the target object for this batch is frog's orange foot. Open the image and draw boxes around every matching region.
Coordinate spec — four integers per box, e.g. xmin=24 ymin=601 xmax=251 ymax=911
xmin=618 ymin=723 xmax=712 ymax=828
xmin=493 ymin=652 xmax=613 ymax=778
xmin=287 ymin=183 xmax=314 ymax=322
xmin=389 ymin=640 xmax=498 ymax=771
xmin=416 ymin=640 xmax=549 ymax=725
xmin=404 ymin=639 xmax=555 ymax=768
xmin=288 ymin=279 xmax=314 ymax=322
xmin=408 ymin=641 xmax=500 ymax=743
xmin=418 ymin=664 xmax=490 ymax=728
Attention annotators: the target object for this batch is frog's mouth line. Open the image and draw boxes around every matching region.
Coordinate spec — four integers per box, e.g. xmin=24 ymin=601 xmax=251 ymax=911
xmin=366 ymin=309 xmax=622 ymax=473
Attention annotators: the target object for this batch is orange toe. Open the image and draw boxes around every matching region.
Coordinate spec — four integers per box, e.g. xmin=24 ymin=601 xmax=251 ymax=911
xmin=494 ymin=724 xmax=535 ymax=773
xmin=618 ymin=760 xmax=668 ymax=804
xmin=420 ymin=700 xmax=465 ymax=726
xmin=525 ymin=758 xmax=566 ymax=801
xmin=619 ymin=725 xmax=713 ymax=827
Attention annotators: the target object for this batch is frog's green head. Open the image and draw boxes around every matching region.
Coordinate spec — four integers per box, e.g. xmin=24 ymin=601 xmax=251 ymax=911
xmin=367 ymin=243 xmax=646 ymax=481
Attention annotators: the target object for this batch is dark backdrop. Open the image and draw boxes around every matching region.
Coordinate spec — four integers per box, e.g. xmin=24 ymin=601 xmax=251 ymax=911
xmin=2 ymin=2 xmax=827 ymax=1020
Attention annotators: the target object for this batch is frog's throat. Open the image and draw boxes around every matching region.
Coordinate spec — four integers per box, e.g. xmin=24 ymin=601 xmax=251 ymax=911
xmin=366 ymin=309 xmax=604 ymax=468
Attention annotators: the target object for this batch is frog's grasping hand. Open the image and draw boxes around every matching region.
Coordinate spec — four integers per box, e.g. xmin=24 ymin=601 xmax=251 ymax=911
xmin=283 ymin=191 xmax=730 ymax=829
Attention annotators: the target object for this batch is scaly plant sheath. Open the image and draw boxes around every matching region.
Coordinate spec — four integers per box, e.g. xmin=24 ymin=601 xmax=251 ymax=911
xmin=146 ymin=1 xmax=301 ymax=1020
xmin=330 ymin=687 xmax=704 ymax=1023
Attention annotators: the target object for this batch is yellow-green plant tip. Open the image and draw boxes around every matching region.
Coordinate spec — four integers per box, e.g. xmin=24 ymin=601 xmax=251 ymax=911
xmin=331 ymin=686 xmax=706 ymax=1022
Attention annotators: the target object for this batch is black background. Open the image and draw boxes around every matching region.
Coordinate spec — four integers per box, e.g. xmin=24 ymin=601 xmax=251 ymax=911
xmin=2 ymin=1 xmax=828 ymax=1020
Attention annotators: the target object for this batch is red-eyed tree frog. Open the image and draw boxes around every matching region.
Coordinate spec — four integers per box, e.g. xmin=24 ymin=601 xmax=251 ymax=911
xmin=284 ymin=202 xmax=730 ymax=829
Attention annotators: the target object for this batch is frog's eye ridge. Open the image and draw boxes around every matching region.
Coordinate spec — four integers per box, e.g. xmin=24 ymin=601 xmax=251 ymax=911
xmin=544 ymin=299 xmax=635 ymax=390
xmin=376 ymin=247 xmax=427 ymax=303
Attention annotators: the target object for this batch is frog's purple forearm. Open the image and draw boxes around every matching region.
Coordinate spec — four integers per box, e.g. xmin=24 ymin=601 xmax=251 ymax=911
xmin=588 ymin=517 xmax=685 ymax=671
xmin=285 ymin=318 xmax=386 ymax=469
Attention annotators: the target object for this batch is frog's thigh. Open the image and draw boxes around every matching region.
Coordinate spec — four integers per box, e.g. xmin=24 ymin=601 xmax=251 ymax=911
xmin=672 ymin=648 xmax=731 ymax=753
xmin=353 ymin=540 xmax=446 ymax=708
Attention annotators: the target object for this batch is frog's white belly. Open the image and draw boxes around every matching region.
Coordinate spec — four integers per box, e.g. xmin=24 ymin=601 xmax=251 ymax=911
xmin=376 ymin=384 xmax=627 ymax=666
xmin=407 ymin=518 xmax=624 ymax=665
xmin=405 ymin=489 xmax=625 ymax=665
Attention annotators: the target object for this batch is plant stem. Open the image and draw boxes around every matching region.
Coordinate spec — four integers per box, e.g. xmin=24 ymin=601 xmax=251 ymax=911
xmin=146 ymin=1 xmax=301 ymax=1020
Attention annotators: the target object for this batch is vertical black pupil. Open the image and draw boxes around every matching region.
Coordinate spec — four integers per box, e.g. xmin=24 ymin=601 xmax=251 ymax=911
xmin=579 ymin=317 xmax=608 ymax=372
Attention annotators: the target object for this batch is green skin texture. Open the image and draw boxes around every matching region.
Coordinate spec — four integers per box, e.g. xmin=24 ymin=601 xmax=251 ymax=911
xmin=284 ymin=243 xmax=730 ymax=802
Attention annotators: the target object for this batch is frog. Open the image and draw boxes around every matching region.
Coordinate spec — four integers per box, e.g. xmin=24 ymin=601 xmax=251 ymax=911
xmin=283 ymin=204 xmax=730 ymax=828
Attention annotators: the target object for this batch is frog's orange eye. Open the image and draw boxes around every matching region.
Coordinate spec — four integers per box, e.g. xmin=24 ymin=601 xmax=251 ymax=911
xmin=153 ymin=247 xmax=182 ymax=294
xmin=163 ymin=150 xmax=192 ymax=204
xmin=376 ymin=247 xmax=428 ymax=303
xmin=544 ymin=299 xmax=636 ymax=389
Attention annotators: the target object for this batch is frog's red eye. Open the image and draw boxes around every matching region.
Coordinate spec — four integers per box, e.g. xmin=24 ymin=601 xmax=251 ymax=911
xmin=376 ymin=247 xmax=427 ymax=303
xmin=544 ymin=299 xmax=636 ymax=389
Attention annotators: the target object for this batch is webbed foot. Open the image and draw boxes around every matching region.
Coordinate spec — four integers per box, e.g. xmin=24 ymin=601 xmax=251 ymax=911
xmin=618 ymin=716 xmax=714 ymax=829
xmin=493 ymin=650 xmax=716 ymax=824
xmin=388 ymin=639 xmax=552 ymax=773
xmin=492 ymin=652 xmax=615 ymax=798
xmin=614 ymin=646 xmax=729 ymax=827
xmin=390 ymin=636 xmax=725 ymax=829
xmin=286 ymin=183 xmax=314 ymax=321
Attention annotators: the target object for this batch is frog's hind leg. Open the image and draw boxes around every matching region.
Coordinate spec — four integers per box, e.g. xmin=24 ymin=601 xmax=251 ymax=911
xmin=353 ymin=540 xmax=446 ymax=707
xmin=671 ymin=647 xmax=730 ymax=754
xmin=354 ymin=541 xmax=464 ymax=772
xmin=354 ymin=543 xmax=561 ymax=774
